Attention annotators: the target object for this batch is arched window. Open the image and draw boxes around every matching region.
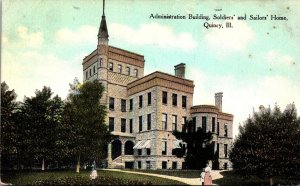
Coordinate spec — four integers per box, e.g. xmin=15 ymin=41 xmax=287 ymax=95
xmin=124 ymin=141 xmax=134 ymax=155
xmin=111 ymin=140 xmax=122 ymax=160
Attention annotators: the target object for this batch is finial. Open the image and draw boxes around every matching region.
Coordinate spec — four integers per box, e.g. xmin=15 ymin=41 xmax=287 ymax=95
xmin=102 ymin=0 xmax=105 ymax=16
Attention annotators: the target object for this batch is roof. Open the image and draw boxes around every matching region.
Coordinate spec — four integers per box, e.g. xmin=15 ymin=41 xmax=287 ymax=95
xmin=98 ymin=15 xmax=109 ymax=39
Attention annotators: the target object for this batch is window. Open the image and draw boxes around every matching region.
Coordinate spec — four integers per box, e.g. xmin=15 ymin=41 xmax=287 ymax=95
xmin=118 ymin=64 xmax=122 ymax=73
xmin=129 ymin=99 xmax=133 ymax=111
xmin=191 ymin=117 xmax=196 ymax=132
xmin=162 ymin=141 xmax=167 ymax=155
xmin=224 ymin=144 xmax=228 ymax=158
xmin=121 ymin=99 xmax=126 ymax=112
xmin=99 ymin=58 xmax=103 ymax=67
xmin=121 ymin=119 xmax=126 ymax=133
xmin=139 ymin=95 xmax=143 ymax=108
xmin=93 ymin=65 xmax=96 ymax=74
xmin=182 ymin=117 xmax=187 ymax=132
xmin=172 ymin=93 xmax=177 ymax=106
xmin=212 ymin=117 xmax=216 ymax=133
xmin=172 ymin=115 xmax=177 ymax=131
xmin=217 ymin=122 xmax=220 ymax=135
xmin=172 ymin=162 xmax=177 ymax=169
xmin=89 ymin=68 xmax=92 ymax=76
xmin=126 ymin=67 xmax=130 ymax=76
xmin=147 ymin=92 xmax=151 ymax=105
xmin=147 ymin=114 xmax=151 ymax=130
xmin=139 ymin=116 xmax=143 ymax=132
xmin=146 ymin=161 xmax=151 ymax=169
xmin=202 ymin=117 xmax=207 ymax=132
xmin=224 ymin=124 xmax=228 ymax=137
xmin=162 ymin=161 xmax=167 ymax=169
xmin=146 ymin=148 xmax=151 ymax=155
xmin=109 ymin=97 xmax=115 ymax=110
xmin=134 ymin=69 xmax=138 ymax=77
xmin=182 ymin=96 xmax=187 ymax=108
xmin=162 ymin=114 xmax=167 ymax=130
xmin=129 ymin=119 xmax=133 ymax=133
xmin=162 ymin=91 xmax=167 ymax=104
xmin=138 ymin=161 xmax=141 ymax=169
xmin=109 ymin=117 xmax=114 ymax=132
xmin=138 ymin=149 xmax=142 ymax=156
xmin=86 ymin=71 xmax=88 ymax=79
xmin=109 ymin=62 xmax=113 ymax=71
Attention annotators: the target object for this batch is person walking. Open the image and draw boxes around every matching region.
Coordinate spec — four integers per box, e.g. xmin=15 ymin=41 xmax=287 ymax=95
xmin=204 ymin=164 xmax=212 ymax=185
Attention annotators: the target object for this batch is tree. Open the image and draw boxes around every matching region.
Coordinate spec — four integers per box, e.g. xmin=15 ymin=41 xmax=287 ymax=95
xmin=15 ymin=87 xmax=64 ymax=170
xmin=173 ymin=119 xmax=214 ymax=169
xmin=230 ymin=104 xmax=300 ymax=185
xmin=61 ymin=79 xmax=113 ymax=173
xmin=1 ymin=82 xmax=18 ymax=168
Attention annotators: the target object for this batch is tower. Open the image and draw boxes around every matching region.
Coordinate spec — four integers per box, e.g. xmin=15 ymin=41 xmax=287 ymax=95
xmin=215 ymin=92 xmax=223 ymax=112
xmin=97 ymin=0 xmax=109 ymax=105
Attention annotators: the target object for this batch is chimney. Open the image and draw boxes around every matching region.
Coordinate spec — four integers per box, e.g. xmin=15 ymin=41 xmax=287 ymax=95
xmin=174 ymin=63 xmax=185 ymax=78
xmin=215 ymin=92 xmax=223 ymax=112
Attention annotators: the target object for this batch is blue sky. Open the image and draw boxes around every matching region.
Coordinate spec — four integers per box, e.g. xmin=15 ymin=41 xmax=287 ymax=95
xmin=2 ymin=0 xmax=300 ymax=137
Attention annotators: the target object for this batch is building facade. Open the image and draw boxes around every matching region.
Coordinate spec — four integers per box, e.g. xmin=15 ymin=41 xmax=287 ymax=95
xmin=82 ymin=9 xmax=233 ymax=170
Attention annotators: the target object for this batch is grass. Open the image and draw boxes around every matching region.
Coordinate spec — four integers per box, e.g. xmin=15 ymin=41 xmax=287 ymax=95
xmin=214 ymin=171 xmax=300 ymax=186
xmin=2 ymin=170 xmax=187 ymax=185
xmin=124 ymin=169 xmax=300 ymax=185
xmin=123 ymin=169 xmax=201 ymax=178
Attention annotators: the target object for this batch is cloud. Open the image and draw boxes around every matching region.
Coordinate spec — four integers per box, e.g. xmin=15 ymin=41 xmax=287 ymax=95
xmin=265 ymin=50 xmax=294 ymax=66
xmin=16 ymin=26 xmax=44 ymax=48
xmin=54 ymin=25 xmax=98 ymax=45
xmin=109 ymin=22 xmax=197 ymax=51
xmin=203 ymin=20 xmax=255 ymax=57
xmin=2 ymin=50 xmax=82 ymax=101
xmin=188 ymin=69 xmax=300 ymax=138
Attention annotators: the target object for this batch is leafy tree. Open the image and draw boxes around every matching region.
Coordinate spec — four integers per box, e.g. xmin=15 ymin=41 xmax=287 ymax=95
xmin=61 ymin=79 xmax=113 ymax=173
xmin=1 ymin=82 xmax=18 ymax=168
xmin=230 ymin=104 xmax=300 ymax=185
xmin=15 ymin=87 xmax=64 ymax=170
xmin=173 ymin=119 xmax=214 ymax=169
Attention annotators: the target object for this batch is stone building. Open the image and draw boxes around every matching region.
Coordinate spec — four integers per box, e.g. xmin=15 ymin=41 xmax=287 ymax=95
xmin=82 ymin=6 xmax=233 ymax=170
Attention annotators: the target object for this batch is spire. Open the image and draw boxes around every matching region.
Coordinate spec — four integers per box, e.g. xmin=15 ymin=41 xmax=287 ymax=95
xmin=98 ymin=0 xmax=109 ymax=39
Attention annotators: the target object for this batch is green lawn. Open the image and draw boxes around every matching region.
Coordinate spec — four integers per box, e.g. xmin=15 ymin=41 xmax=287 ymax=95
xmin=2 ymin=170 xmax=187 ymax=185
xmin=124 ymin=169 xmax=300 ymax=185
xmin=214 ymin=171 xmax=300 ymax=186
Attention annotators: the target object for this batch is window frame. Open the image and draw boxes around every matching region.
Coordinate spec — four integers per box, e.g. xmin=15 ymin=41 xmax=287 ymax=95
xmin=139 ymin=116 xmax=143 ymax=132
xmin=121 ymin=118 xmax=126 ymax=133
xmin=109 ymin=97 xmax=115 ymax=110
xmin=139 ymin=95 xmax=143 ymax=108
xmin=172 ymin=93 xmax=177 ymax=106
xmin=172 ymin=115 xmax=177 ymax=131
xmin=118 ymin=64 xmax=122 ymax=74
xmin=109 ymin=62 xmax=113 ymax=71
xmin=182 ymin=95 xmax=187 ymax=108
xmin=109 ymin=117 xmax=114 ymax=132
xmin=162 ymin=91 xmax=168 ymax=104
xmin=121 ymin=99 xmax=126 ymax=112
xmin=147 ymin=113 xmax=151 ymax=130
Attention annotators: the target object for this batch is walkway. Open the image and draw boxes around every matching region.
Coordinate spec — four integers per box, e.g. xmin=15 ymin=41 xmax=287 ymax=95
xmin=103 ymin=169 xmax=224 ymax=185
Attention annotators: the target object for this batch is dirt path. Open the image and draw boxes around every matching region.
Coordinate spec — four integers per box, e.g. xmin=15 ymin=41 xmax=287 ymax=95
xmin=103 ymin=169 xmax=224 ymax=185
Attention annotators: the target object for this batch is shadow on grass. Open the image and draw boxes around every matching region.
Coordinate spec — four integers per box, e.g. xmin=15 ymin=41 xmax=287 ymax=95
xmin=214 ymin=171 xmax=300 ymax=186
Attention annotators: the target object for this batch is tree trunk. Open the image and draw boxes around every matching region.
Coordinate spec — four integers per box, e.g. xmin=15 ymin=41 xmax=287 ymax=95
xmin=42 ymin=158 xmax=45 ymax=171
xmin=76 ymin=155 xmax=80 ymax=173
xmin=269 ymin=177 xmax=273 ymax=186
